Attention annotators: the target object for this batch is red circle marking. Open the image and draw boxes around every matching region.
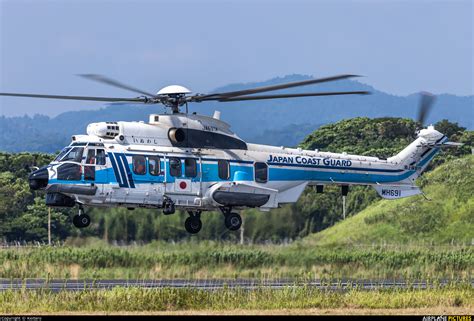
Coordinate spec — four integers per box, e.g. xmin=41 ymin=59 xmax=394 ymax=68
xmin=179 ymin=181 xmax=187 ymax=189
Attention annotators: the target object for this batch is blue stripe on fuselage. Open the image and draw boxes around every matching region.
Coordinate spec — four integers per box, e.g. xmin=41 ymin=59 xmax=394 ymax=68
xmin=112 ymin=153 xmax=129 ymax=187
xmin=124 ymin=152 xmax=404 ymax=173
xmin=50 ymin=161 xmax=413 ymax=186
xmin=112 ymin=153 xmax=414 ymax=185
xmin=109 ymin=153 xmax=126 ymax=187
xmin=268 ymin=167 xmax=415 ymax=183
xmin=118 ymin=153 xmax=135 ymax=188
xmin=417 ymin=148 xmax=439 ymax=168
xmin=267 ymin=162 xmax=404 ymax=173
xmin=416 ymin=136 xmax=447 ymax=168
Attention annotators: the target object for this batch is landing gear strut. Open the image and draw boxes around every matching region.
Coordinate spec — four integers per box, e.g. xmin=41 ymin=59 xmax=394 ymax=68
xmin=73 ymin=205 xmax=90 ymax=228
xmin=185 ymin=211 xmax=202 ymax=234
xmin=220 ymin=207 xmax=242 ymax=231
xmin=162 ymin=197 xmax=175 ymax=215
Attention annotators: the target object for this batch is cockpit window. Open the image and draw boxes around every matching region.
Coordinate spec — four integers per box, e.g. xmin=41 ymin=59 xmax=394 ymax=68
xmin=86 ymin=149 xmax=96 ymax=165
xmin=96 ymin=149 xmax=106 ymax=165
xmin=57 ymin=163 xmax=82 ymax=181
xmin=54 ymin=147 xmax=71 ymax=162
xmin=60 ymin=147 xmax=84 ymax=163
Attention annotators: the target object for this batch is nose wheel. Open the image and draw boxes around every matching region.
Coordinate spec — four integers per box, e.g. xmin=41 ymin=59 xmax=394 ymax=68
xmin=185 ymin=211 xmax=202 ymax=234
xmin=73 ymin=206 xmax=91 ymax=228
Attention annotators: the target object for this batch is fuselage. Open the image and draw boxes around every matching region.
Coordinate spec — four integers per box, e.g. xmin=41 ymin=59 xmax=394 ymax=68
xmin=29 ymin=113 xmax=446 ymax=212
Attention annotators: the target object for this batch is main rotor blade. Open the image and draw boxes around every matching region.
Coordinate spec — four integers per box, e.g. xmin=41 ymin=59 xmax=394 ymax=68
xmin=0 ymin=92 xmax=149 ymax=103
xmin=78 ymin=74 xmax=156 ymax=97
xmin=193 ymin=74 xmax=361 ymax=101
xmin=215 ymin=91 xmax=370 ymax=102
xmin=417 ymin=92 xmax=436 ymax=126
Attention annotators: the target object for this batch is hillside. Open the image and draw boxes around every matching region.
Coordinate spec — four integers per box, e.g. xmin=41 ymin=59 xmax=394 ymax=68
xmin=302 ymin=155 xmax=474 ymax=247
xmin=1 ymin=74 xmax=473 ymax=152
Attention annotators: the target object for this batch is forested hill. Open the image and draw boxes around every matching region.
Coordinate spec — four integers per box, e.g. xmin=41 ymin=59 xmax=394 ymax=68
xmin=1 ymin=74 xmax=473 ymax=152
xmin=300 ymin=117 xmax=474 ymax=160
xmin=303 ymin=155 xmax=474 ymax=247
xmin=0 ymin=117 xmax=472 ymax=243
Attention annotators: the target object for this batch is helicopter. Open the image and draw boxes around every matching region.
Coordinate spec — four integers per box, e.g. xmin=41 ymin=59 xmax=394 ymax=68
xmin=0 ymin=74 xmax=462 ymax=234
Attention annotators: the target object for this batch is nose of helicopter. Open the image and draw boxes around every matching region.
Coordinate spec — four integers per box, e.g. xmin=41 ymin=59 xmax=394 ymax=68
xmin=28 ymin=167 xmax=49 ymax=190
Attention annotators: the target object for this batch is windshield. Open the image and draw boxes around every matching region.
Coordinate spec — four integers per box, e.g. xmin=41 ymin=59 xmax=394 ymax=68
xmin=53 ymin=147 xmax=71 ymax=162
xmin=58 ymin=147 xmax=84 ymax=163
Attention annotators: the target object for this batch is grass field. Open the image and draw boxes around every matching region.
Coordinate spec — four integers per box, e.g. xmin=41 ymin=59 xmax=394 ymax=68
xmin=1 ymin=284 xmax=472 ymax=314
xmin=1 ymin=242 xmax=472 ymax=280
xmin=14 ymin=308 xmax=473 ymax=315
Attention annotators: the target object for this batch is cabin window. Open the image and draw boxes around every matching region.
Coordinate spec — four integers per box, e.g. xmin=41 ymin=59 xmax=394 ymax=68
xmin=218 ymin=160 xmax=230 ymax=180
xmin=96 ymin=149 xmax=106 ymax=165
xmin=254 ymin=162 xmax=268 ymax=183
xmin=148 ymin=156 xmax=160 ymax=176
xmin=84 ymin=149 xmax=96 ymax=181
xmin=60 ymin=147 xmax=84 ymax=163
xmin=133 ymin=155 xmax=146 ymax=175
xmin=169 ymin=157 xmax=182 ymax=177
xmin=185 ymin=158 xmax=197 ymax=178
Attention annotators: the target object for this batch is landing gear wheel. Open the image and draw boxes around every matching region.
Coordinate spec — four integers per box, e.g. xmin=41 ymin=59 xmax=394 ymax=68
xmin=73 ymin=214 xmax=90 ymax=228
xmin=185 ymin=216 xmax=202 ymax=234
xmin=225 ymin=212 xmax=242 ymax=231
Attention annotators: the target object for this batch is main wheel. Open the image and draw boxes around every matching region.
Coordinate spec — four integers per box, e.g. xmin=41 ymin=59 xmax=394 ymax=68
xmin=185 ymin=217 xmax=202 ymax=234
xmin=73 ymin=214 xmax=91 ymax=228
xmin=224 ymin=212 xmax=242 ymax=231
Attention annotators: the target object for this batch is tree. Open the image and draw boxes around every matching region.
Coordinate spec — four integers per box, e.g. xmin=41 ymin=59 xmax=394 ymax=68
xmin=6 ymin=197 xmax=70 ymax=242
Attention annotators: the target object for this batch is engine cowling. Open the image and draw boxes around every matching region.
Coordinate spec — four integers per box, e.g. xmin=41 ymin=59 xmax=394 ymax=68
xmin=87 ymin=122 xmax=120 ymax=139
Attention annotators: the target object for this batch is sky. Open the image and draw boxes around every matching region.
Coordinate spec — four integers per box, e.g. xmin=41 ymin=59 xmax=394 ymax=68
xmin=0 ymin=0 xmax=472 ymax=117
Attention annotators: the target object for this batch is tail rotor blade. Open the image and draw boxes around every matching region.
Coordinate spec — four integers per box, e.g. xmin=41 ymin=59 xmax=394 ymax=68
xmin=417 ymin=91 xmax=436 ymax=127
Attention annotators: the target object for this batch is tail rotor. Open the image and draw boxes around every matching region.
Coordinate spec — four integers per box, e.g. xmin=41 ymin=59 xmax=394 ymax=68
xmin=416 ymin=91 xmax=436 ymax=132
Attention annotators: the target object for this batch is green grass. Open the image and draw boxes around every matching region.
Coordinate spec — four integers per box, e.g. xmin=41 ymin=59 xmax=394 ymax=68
xmin=0 ymin=285 xmax=472 ymax=313
xmin=303 ymin=155 xmax=474 ymax=247
xmin=1 ymin=242 xmax=472 ymax=280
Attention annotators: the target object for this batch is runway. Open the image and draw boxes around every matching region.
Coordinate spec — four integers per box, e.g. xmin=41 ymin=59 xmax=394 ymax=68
xmin=1 ymin=279 xmax=469 ymax=292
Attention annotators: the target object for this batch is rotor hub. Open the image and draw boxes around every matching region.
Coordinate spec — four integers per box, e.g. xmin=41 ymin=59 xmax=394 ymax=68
xmin=156 ymin=85 xmax=191 ymax=96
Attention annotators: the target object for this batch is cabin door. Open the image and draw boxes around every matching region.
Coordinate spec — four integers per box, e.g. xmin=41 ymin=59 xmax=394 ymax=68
xmin=167 ymin=156 xmax=200 ymax=196
xmin=146 ymin=155 xmax=165 ymax=206
xmin=83 ymin=147 xmax=108 ymax=194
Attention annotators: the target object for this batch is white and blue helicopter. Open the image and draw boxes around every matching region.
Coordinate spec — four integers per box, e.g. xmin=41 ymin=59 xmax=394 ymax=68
xmin=1 ymin=74 xmax=461 ymax=234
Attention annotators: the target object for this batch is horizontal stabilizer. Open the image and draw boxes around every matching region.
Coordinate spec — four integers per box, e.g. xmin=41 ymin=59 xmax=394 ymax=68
xmin=374 ymin=185 xmax=422 ymax=199
xmin=418 ymin=141 xmax=464 ymax=148
xmin=437 ymin=142 xmax=464 ymax=148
